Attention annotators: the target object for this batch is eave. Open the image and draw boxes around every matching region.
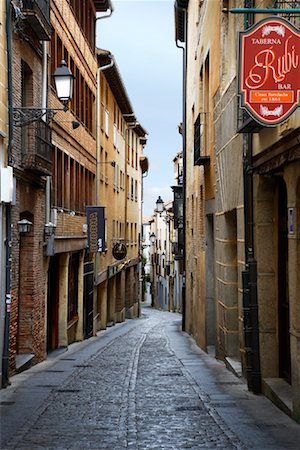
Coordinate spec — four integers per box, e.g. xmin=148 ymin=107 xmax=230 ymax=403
xmin=174 ymin=0 xmax=189 ymax=43
xmin=97 ymin=49 xmax=148 ymax=137
xmin=94 ymin=0 xmax=112 ymax=12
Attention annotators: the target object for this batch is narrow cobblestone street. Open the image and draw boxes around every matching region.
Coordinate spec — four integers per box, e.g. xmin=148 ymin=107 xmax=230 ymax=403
xmin=1 ymin=306 xmax=300 ymax=449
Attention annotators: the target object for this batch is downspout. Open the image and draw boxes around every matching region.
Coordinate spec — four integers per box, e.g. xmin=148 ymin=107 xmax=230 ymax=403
xmin=2 ymin=0 xmax=14 ymax=388
xmin=175 ymin=5 xmax=187 ymax=331
xmin=241 ymin=1 xmax=261 ymax=394
xmin=243 ymin=134 xmax=261 ymax=394
xmin=42 ymin=41 xmax=52 ymax=227
xmin=95 ymin=55 xmax=114 ymax=286
xmin=96 ymin=56 xmax=114 ymax=206
xmin=95 ymin=0 xmax=114 ymax=206
xmin=97 ymin=0 xmax=114 ymax=21
xmin=94 ymin=2 xmax=114 ymax=287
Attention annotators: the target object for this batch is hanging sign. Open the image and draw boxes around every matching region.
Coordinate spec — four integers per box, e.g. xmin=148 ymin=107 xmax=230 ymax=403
xmin=112 ymin=242 xmax=127 ymax=260
xmin=86 ymin=206 xmax=106 ymax=253
xmin=238 ymin=17 xmax=300 ymax=126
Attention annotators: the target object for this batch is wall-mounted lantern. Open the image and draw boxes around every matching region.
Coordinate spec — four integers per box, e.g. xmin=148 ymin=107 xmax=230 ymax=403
xmin=13 ymin=60 xmax=75 ymax=127
xmin=17 ymin=219 xmax=32 ymax=234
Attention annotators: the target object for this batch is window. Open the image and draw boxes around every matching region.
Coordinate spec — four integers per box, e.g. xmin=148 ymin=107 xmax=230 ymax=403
xmin=50 ymin=31 xmax=95 ymax=135
xmin=131 ymin=178 xmax=134 ymax=201
xmin=69 ymin=0 xmax=96 ymax=50
xmin=194 ymin=113 xmax=201 ymax=164
xmin=52 ymin=147 xmax=95 ymax=213
xmin=105 ymin=109 xmax=109 ymax=136
xmin=135 ymin=180 xmax=138 ymax=202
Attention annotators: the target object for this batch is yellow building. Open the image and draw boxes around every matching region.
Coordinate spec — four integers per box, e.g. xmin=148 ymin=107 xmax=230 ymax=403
xmin=175 ymin=0 xmax=219 ymax=350
xmin=95 ymin=50 xmax=148 ymax=330
xmin=176 ymin=0 xmax=300 ymax=421
xmin=48 ymin=0 xmax=107 ymax=348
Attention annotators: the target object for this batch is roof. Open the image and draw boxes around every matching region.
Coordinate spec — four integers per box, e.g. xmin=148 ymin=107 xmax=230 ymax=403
xmin=174 ymin=0 xmax=189 ymax=43
xmin=97 ymin=49 xmax=148 ymax=137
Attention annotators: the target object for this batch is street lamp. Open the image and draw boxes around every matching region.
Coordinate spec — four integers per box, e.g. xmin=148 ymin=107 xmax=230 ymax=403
xmin=52 ymin=60 xmax=74 ymax=108
xmin=13 ymin=60 xmax=75 ymax=127
xmin=149 ymin=232 xmax=156 ymax=244
xmin=17 ymin=219 xmax=32 ymax=234
xmin=155 ymin=196 xmax=164 ymax=214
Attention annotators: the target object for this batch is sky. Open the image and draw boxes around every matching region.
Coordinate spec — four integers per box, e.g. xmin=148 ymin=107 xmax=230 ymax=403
xmin=97 ymin=0 xmax=183 ymax=216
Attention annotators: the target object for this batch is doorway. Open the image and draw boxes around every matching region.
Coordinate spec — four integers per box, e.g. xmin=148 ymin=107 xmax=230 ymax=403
xmin=47 ymin=255 xmax=59 ymax=352
xmin=205 ymin=214 xmax=216 ymax=349
xmin=277 ymin=177 xmax=291 ymax=383
xmin=83 ymin=256 xmax=94 ymax=339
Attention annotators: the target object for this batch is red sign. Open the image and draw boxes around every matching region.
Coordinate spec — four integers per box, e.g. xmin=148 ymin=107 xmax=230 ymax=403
xmin=238 ymin=17 xmax=300 ymax=126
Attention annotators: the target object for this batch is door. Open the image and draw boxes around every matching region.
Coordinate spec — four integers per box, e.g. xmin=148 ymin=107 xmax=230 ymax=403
xmin=278 ymin=178 xmax=291 ymax=383
xmin=47 ymin=255 xmax=59 ymax=352
xmin=83 ymin=259 xmax=94 ymax=339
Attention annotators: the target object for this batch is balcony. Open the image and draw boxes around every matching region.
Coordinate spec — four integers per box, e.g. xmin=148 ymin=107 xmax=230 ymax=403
xmin=22 ymin=0 xmax=51 ymax=41
xmin=21 ymin=119 xmax=53 ymax=176
xmin=237 ymin=106 xmax=263 ymax=134
xmin=194 ymin=113 xmax=210 ymax=166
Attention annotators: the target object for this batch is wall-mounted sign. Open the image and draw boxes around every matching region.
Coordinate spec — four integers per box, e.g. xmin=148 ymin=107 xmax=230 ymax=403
xmin=86 ymin=206 xmax=106 ymax=253
xmin=112 ymin=242 xmax=127 ymax=260
xmin=238 ymin=17 xmax=300 ymax=126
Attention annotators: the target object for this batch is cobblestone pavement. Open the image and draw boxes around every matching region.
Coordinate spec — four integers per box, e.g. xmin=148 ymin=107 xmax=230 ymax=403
xmin=1 ymin=307 xmax=300 ymax=449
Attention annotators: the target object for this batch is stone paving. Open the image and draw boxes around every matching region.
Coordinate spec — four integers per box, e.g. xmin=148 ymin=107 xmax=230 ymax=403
xmin=1 ymin=307 xmax=300 ymax=449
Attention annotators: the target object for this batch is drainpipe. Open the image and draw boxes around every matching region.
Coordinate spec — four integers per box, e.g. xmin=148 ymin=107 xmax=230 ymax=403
xmin=94 ymin=0 xmax=114 ymax=206
xmin=96 ymin=0 xmax=114 ymax=21
xmin=2 ymin=0 xmax=14 ymax=388
xmin=241 ymin=1 xmax=261 ymax=395
xmin=95 ymin=55 xmax=114 ymax=206
xmin=242 ymin=134 xmax=261 ymax=394
xmin=175 ymin=5 xmax=187 ymax=331
xmin=41 ymin=41 xmax=52 ymax=228
xmin=94 ymin=54 xmax=114 ymax=287
xmin=94 ymin=0 xmax=114 ymax=287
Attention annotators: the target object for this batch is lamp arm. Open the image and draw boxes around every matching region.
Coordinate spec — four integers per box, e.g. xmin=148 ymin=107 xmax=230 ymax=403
xmin=13 ymin=105 xmax=68 ymax=127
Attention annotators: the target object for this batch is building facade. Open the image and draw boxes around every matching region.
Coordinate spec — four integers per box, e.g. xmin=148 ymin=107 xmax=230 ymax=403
xmin=175 ymin=0 xmax=218 ymax=350
xmin=3 ymin=0 xmax=148 ymax=383
xmin=8 ymin=0 xmax=53 ymax=374
xmin=94 ymin=51 xmax=148 ymax=329
xmin=175 ymin=0 xmax=300 ymax=421
xmin=149 ymin=200 xmax=175 ymax=312
xmin=171 ymin=151 xmax=184 ymax=313
xmin=0 ymin=0 xmax=11 ymax=387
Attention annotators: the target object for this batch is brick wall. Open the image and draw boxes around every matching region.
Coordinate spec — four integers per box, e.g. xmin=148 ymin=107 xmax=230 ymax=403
xmin=9 ymin=33 xmax=48 ymax=373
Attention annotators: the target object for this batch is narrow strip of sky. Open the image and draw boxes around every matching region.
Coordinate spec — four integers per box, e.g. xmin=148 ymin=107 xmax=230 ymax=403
xmin=98 ymin=0 xmax=183 ymax=216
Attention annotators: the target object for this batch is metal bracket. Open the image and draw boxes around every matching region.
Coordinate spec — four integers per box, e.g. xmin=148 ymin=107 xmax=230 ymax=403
xmin=13 ymin=105 xmax=68 ymax=127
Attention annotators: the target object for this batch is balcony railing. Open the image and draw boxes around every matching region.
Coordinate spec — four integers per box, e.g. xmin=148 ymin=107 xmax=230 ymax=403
xmin=237 ymin=104 xmax=263 ymax=134
xmin=273 ymin=1 xmax=300 ymax=27
xmin=22 ymin=0 xmax=51 ymax=41
xmin=194 ymin=113 xmax=210 ymax=166
xmin=21 ymin=119 xmax=53 ymax=176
